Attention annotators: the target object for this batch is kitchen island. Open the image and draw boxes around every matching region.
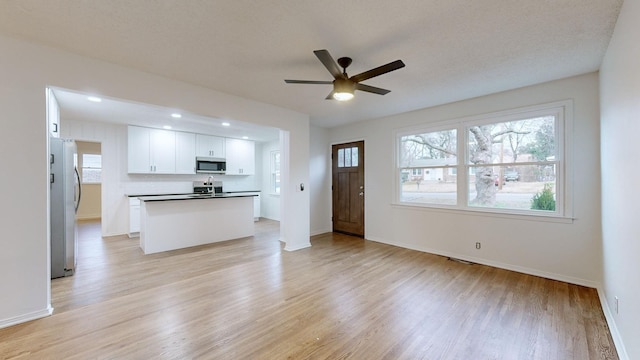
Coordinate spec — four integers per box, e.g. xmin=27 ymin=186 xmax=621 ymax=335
xmin=138 ymin=193 xmax=257 ymax=254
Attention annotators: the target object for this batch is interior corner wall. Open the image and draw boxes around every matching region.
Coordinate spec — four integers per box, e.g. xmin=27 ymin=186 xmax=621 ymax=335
xmin=599 ymin=0 xmax=640 ymax=358
xmin=329 ymin=72 xmax=602 ymax=287
xmin=0 ymin=34 xmax=310 ymax=328
xmin=309 ymin=125 xmax=332 ymax=235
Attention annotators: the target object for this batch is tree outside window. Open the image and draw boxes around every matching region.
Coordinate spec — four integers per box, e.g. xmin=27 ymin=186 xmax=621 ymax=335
xmin=397 ymin=102 xmax=566 ymax=216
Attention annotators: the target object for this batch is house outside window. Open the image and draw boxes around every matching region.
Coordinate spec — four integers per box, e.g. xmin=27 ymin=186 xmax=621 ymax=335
xmin=396 ymin=101 xmax=571 ymax=217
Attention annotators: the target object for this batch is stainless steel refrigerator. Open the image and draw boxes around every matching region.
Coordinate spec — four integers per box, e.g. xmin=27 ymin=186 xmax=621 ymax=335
xmin=50 ymin=137 xmax=81 ymax=279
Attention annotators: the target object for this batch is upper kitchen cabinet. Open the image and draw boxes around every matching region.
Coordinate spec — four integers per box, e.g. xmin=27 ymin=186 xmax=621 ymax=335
xmin=47 ymin=88 xmax=60 ymax=137
xmin=196 ymin=134 xmax=225 ymax=158
xmin=225 ymin=138 xmax=255 ymax=175
xmin=175 ymin=131 xmax=196 ymax=174
xmin=128 ymin=126 xmax=176 ymax=174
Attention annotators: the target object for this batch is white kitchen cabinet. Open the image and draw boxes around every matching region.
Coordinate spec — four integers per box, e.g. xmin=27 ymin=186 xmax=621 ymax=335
xmin=175 ymin=131 xmax=196 ymax=174
xmin=253 ymin=193 xmax=260 ymax=220
xmin=128 ymin=126 xmax=176 ymax=174
xmin=47 ymin=88 xmax=60 ymax=138
xmin=225 ymin=138 xmax=255 ymax=175
xmin=196 ymin=134 xmax=225 ymax=158
xmin=129 ymin=197 xmax=140 ymax=237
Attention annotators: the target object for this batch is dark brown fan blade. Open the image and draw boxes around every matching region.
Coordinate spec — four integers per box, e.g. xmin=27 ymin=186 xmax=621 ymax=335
xmin=284 ymin=80 xmax=333 ymax=84
xmin=314 ymin=49 xmax=343 ymax=79
xmin=355 ymin=83 xmax=391 ymax=95
xmin=350 ymin=59 xmax=405 ymax=83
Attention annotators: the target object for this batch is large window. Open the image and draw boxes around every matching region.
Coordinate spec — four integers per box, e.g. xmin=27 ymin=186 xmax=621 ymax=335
xmin=396 ymin=101 xmax=570 ymax=217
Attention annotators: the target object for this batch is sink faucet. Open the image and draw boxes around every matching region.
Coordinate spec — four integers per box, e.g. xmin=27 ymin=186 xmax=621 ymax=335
xmin=207 ymin=176 xmax=215 ymax=193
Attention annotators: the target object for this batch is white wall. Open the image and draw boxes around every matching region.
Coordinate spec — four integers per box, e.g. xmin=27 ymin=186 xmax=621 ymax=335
xmin=330 ymin=73 xmax=602 ymax=286
xmin=0 ymin=34 xmax=310 ymax=328
xmin=309 ymin=126 xmax=332 ymax=235
xmin=600 ymin=0 xmax=640 ymax=358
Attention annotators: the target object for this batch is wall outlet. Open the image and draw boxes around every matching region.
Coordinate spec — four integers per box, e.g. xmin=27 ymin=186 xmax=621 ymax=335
xmin=615 ymin=296 xmax=619 ymax=314
xmin=475 ymin=242 xmax=481 ymax=249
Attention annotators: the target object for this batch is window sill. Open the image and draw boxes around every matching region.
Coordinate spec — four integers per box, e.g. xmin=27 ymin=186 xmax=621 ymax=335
xmin=391 ymin=202 xmax=574 ymax=224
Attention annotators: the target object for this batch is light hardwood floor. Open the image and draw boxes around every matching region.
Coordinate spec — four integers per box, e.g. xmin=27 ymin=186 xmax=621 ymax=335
xmin=0 ymin=220 xmax=617 ymax=359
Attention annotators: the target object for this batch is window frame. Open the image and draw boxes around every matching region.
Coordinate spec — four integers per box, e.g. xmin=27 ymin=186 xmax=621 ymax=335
xmin=393 ymin=100 xmax=573 ymax=221
xmin=80 ymin=153 xmax=102 ymax=184
xmin=270 ymin=150 xmax=281 ymax=195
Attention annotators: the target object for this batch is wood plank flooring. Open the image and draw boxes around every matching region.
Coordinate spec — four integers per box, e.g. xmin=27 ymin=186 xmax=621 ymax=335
xmin=0 ymin=220 xmax=617 ymax=359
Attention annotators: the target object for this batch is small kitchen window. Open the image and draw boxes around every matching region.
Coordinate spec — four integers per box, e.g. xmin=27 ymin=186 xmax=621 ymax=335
xmin=81 ymin=153 xmax=102 ymax=184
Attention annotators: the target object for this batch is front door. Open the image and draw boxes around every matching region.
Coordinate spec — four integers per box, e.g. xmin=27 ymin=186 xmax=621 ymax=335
xmin=332 ymin=141 xmax=364 ymax=237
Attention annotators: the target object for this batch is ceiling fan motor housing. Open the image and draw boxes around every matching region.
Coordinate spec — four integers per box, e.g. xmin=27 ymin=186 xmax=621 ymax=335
xmin=337 ymin=57 xmax=353 ymax=72
xmin=333 ymin=78 xmax=355 ymax=93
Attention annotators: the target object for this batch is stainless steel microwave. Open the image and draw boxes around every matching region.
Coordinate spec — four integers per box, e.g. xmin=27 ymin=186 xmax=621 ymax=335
xmin=196 ymin=157 xmax=226 ymax=174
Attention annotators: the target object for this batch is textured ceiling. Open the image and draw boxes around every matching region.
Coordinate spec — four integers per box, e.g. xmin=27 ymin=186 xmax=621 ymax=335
xmin=0 ymin=0 xmax=623 ymax=128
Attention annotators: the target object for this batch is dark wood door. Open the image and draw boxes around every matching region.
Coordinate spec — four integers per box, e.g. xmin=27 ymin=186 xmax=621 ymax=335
xmin=332 ymin=141 xmax=364 ymax=237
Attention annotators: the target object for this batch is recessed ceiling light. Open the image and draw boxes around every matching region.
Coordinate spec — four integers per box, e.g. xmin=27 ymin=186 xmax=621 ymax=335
xmin=242 ymin=136 xmax=249 ymax=140
xmin=222 ymin=122 xmax=230 ymax=127
xmin=171 ymin=113 xmax=182 ymax=118
xmin=87 ymin=96 xmax=102 ymax=103
xmin=163 ymin=125 xmax=172 ymax=130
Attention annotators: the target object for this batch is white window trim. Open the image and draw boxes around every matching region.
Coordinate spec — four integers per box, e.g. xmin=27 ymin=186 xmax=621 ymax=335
xmin=393 ymin=100 xmax=574 ymax=221
xmin=80 ymin=153 xmax=102 ymax=184
xmin=270 ymin=150 xmax=280 ymax=196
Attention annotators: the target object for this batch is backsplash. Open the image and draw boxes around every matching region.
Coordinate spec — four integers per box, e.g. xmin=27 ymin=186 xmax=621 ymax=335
xmin=123 ymin=174 xmax=259 ymax=195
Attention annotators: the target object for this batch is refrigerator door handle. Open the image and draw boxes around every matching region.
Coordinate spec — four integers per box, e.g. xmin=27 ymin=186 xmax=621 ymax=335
xmin=74 ymin=167 xmax=82 ymax=214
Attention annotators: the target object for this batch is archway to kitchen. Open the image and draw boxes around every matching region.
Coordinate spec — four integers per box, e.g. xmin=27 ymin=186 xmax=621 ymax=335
xmin=48 ymin=88 xmax=283 ymax=287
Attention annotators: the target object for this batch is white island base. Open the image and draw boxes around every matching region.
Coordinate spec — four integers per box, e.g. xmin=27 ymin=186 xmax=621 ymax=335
xmin=139 ymin=195 xmax=255 ymax=254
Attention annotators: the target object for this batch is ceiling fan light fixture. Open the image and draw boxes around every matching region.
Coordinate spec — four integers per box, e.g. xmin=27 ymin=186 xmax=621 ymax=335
xmin=333 ymin=91 xmax=354 ymax=101
xmin=333 ymin=78 xmax=355 ymax=101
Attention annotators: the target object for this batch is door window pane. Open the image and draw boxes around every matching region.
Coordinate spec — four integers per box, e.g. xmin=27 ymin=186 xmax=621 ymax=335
xmin=337 ymin=148 xmax=344 ymax=168
xmin=351 ymin=147 xmax=358 ymax=167
xmin=345 ymin=148 xmax=352 ymax=167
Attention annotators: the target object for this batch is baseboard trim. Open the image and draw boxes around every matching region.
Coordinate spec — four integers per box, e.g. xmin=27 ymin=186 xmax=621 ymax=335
xmin=365 ymin=235 xmax=599 ymax=288
xmin=0 ymin=306 xmax=53 ymax=329
xmin=366 ymin=235 xmax=629 ymax=358
xmin=284 ymin=242 xmax=311 ymax=252
xmin=310 ymin=227 xmax=332 ymax=237
xmin=76 ymin=215 xmax=101 ymax=221
xmin=597 ymin=288 xmax=629 ymax=360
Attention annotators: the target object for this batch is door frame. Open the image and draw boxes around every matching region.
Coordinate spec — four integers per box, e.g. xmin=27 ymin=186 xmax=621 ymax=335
xmin=331 ymin=139 xmax=365 ymax=237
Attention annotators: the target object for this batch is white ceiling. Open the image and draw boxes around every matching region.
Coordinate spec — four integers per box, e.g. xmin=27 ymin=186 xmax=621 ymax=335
xmin=0 ymin=1 xmax=623 ymax=130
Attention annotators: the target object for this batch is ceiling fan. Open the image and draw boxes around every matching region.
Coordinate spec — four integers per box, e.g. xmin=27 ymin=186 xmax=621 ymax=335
xmin=284 ymin=49 xmax=405 ymax=101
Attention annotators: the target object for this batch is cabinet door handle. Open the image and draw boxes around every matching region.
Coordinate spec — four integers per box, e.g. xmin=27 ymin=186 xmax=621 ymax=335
xmin=52 ymin=123 xmax=58 ymax=133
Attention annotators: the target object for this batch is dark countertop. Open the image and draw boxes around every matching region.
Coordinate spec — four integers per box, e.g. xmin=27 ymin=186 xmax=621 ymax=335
xmin=137 ymin=193 xmax=259 ymax=202
xmin=127 ymin=190 xmax=260 ymax=198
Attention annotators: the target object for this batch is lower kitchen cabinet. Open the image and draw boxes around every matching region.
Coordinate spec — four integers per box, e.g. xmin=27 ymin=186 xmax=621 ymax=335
xmin=129 ymin=197 xmax=140 ymax=237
